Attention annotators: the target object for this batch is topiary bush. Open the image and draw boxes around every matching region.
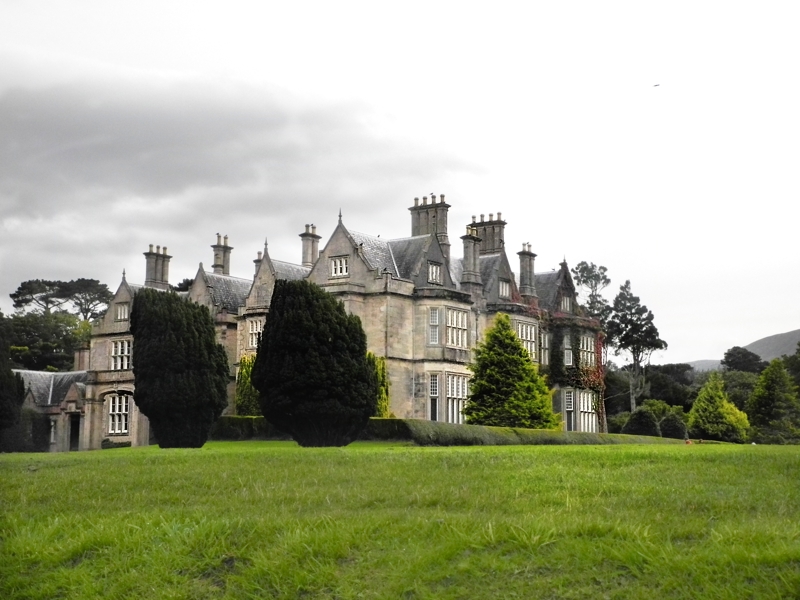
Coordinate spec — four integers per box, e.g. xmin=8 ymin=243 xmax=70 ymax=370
xmin=621 ymin=408 xmax=661 ymax=437
xmin=659 ymin=411 xmax=688 ymax=439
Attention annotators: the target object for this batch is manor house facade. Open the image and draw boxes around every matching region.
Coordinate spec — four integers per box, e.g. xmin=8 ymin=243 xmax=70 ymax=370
xmin=21 ymin=197 xmax=604 ymax=451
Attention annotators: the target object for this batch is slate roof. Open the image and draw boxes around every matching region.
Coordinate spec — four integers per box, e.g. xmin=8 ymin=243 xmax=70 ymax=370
xmin=203 ymin=272 xmax=252 ymax=311
xmin=272 ymin=259 xmax=310 ymax=281
xmin=13 ymin=370 xmax=88 ymax=406
xmin=479 ymin=253 xmax=503 ymax=291
xmin=448 ymin=258 xmax=463 ymax=291
xmin=534 ymin=271 xmax=562 ymax=311
xmin=349 ymin=230 xmax=399 ymax=276
xmin=387 ymin=236 xmax=430 ymax=279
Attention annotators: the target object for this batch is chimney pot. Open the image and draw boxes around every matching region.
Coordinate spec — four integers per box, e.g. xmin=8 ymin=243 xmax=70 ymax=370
xmin=311 ymin=224 xmax=316 ymax=234
xmin=480 ymin=214 xmax=485 ymax=222
xmin=156 ymin=245 xmax=161 ymax=253
xmin=305 ymin=224 xmax=310 ymax=232
xmin=163 ymin=246 xmax=168 ymax=254
xmin=489 ymin=213 xmax=494 ymax=221
xmin=149 ymin=244 xmax=154 ymax=252
xmin=414 ymin=197 xmax=419 ymax=206
xmin=440 ymin=194 xmax=445 ymax=203
xmin=223 ymin=235 xmax=228 ymax=246
xmin=472 ymin=215 xmax=476 ymax=223
xmin=497 ymin=212 xmax=502 ymax=221
xmin=423 ymin=196 xmax=428 ymax=205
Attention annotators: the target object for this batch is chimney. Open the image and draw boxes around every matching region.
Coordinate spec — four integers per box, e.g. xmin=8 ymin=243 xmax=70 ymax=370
xmin=222 ymin=235 xmax=232 ymax=275
xmin=299 ymin=223 xmax=322 ymax=268
xmin=144 ymin=244 xmax=157 ymax=286
xmin=211 ymin=234 xmax=224 ymax=274
xmin=254 ymin=250 xmax=263 ymax=276
xmin=472 ymin=211 xmax=507 ymax=254
xmin=460 ymin=223 xmax=483 ymax=298
xmin=517 ymin=242 xmax=538 ymax=301
xmin=143 ymin=244 xmax=171 ymax=290
xmin=160 ymin=246 xmax=171 ymax=287
xmin=409 ymin=193 xmax=451 ymax=261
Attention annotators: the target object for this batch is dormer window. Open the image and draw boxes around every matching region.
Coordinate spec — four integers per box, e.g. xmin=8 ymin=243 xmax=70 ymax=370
xmin=428 ymin=262 xmax=442 ymax=284
xmin=330 ymin=256 xmax=349 ymax=277
xmin=499 ymin=280 xmax=510 ymax=299
xmin=560 ymin=295 xmax=572 ymax=312
xmin=116 ymin=303 xmax=129 ymax=321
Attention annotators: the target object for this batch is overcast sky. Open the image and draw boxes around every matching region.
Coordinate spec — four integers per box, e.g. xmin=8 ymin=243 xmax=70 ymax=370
xmin=1 ymin=0 xmax=798 ymax=364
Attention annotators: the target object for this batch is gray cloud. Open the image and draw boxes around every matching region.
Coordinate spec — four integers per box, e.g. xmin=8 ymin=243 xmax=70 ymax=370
xmin=0 ymin=71 xmax=472 ymax=312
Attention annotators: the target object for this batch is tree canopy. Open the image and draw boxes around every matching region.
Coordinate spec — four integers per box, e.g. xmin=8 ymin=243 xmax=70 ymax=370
xmin=463 ymin=313 xmax=559 ymax=429
xmin=234 ymin=354 xmax=261 ymax=416
xmin=0 ymin=314 xmax=26 ymax=430
xmin=130 ymin=288 xmax=229 ymax=448
xmin=606 ymin=281 xmax=667 ymax=411
xmin=688 ymin=372 xmax=749 ymax=443
xmin=746 ymin=359 xmax=800 ymax=444
xmin=3 ymin=311 xmax=88 ymax=371
xmin=721 ymin=346 xmax=768 ymax=374
xmin=571 ymin=261 xmax=611 ymax=324
xmin=10 ymin=278 xmax=112 ymax=320
xmin=251 ymin=279 xmax=377 ymax=447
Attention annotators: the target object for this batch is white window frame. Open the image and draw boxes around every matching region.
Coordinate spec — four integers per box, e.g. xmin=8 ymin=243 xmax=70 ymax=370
xmin=515 ymin=321 xmax=536 ymax=361
xmin=428 ymin=262 xmax=442 ymax=285
xmin=330 ymin=256 xmax=349 ymax=277
xmin=540 ymin=333 xmax=550 ymax=366
xmin=429 ymin=307 xmax=440 ymax=345
xmin=563 ymin=335 xmax=573 ymax=366
xmin=248 ymin=319 xmax=264 ymax=348
xmin=560 ymin=295 xmax=572 ymax=312
xmin=446 ymin=373 xmax=469 ymax=424
xmin=108 ymin=394 xmax=130 ymax=435
xmin=111 ymin=339 xmax=131 ymax=371
xmin=580 ymin=335 xmax=596 ymax=367
xmin=499 ymin=280 xmax=510 ymax=299
xmin=446 ymin=308 xmax=469 ymax=348
xmin=115 ymin=303 xmax=129 ymax=321
xmin=429 ymin=373 xmax=439 ymax=421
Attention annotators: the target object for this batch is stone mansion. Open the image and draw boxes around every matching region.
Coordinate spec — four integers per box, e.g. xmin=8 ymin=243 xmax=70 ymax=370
xmin=19 ymin=196 xmax=604 ymax=451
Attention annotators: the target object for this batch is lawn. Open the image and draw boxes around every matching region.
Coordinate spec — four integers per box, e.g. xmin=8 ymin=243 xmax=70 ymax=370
xmin=1 ymin=442 xmax=799 ymax=599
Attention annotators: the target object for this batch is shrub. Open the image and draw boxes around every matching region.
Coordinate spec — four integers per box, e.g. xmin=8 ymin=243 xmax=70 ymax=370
xmin=606 ymin=412 xmax=630 ymax=434
xmin=252 ymin=280 xmax=377 ymax=447
xmin=621 ymin=408 xmax=661 ymax=437
xmin=746 ymin=359 xmax=800 ymax=444
xmin=659 ymin=411 xmax=688 ymax=439
xmin=235 ymin=354 xmax=261 ymax=416
xmin=689 ymin=372 xmax=749 ymax=443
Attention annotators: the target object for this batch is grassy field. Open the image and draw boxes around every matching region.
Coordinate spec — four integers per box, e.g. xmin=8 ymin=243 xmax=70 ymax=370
xmin=2 ymin=442 xmax=799 ymax=599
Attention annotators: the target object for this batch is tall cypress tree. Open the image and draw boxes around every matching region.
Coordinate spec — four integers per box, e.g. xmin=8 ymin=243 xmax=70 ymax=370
xmin=747 ymin=359 xmax=800 ymax=444
xmin=463 ymin=313 xmax=559 ymax=429
xmin=130 ymin=289 xmax=229 ymax=448
xmin=0 ymin=314 xmax=26 ymax=431
xmin=251 ymin=280 xmax=377 ymax=447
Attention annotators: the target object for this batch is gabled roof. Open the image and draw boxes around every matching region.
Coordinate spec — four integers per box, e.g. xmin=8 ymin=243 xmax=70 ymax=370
xmin=534 ymin=271 xmax=562 ymax=312
xmin=272 ymin=259 xmax=310 ymax=281
xmin=448 ymin=258 xmax=464 ymax=291
xmin=203 ymin=272 xmax=252 ymax=312
xmin=479 ymin=253 xmax=503 ymax=290
xmin=13 ymin=370 xmax=88 ymax=406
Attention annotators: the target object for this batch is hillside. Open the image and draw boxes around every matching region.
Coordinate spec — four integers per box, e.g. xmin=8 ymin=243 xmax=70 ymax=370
xmin=686 ymin=328 xmax=800 ymax=371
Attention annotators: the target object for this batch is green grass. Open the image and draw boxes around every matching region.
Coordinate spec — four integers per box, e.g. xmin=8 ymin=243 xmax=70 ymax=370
xmin=2 ymin=442 xmax=799 ymax=599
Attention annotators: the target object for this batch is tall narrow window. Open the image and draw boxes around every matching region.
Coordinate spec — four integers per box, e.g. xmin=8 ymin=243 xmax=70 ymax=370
xmin=429 ymin=308 xmax=440 ymax=344
xmin=540 ymin=333 xmax=550 ymax=366
xmin=446 ymin=373 xmax=469 ymax=424
xmin=515 ymin=322 xmax=536 ymax=360
xmin=116 ymin=303 xmax=129 ymax=321
xmin=580 ymin=335 xmax=596 ymax=366
xmin=560 ymin=295 xmax=572 ymax=312
xmin=428 ymin=262 xmax=442 ymax=284
xmin=446 ymin=308 xmax=469 ymax=348
xmin=111 ymin=340 xmax=131 ymax=370
xmin=249 ymin=319 xmax=263 ymax=348
xmin=429 ymin=373 xmax=439 ymax=421
xmin=499 ymin=280 xmax=510 ymax=299
xmin=563 ymin=335 xmax=573 ymax=366
xmin=108 ymin=394 xmax=129 ymax=434
xmin=330 ymin=256 xmax=349 ymax=277
xmin=564 ymin=389 xmax=574 ymax=432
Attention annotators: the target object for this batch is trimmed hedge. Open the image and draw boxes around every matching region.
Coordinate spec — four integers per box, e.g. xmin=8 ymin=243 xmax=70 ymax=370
xmin=101 ymin=438 xmax=132 ymax=450
xmin=208 ymin=416 xmax=291 ymax=441
xmin=360 ymin=418 xmax=682 ymax=446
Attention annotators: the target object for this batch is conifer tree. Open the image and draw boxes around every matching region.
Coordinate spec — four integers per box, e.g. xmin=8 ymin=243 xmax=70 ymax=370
xmin=0 ymin=314 xmax=26 ymax=430
xmin=130 ymin=288 xmax=229 ymax=448
xmin=463 ymin=313 xmax=559 ymax=429
xmin=251 ymin=280 xmax=377 ymax=447
xmin=688 ymin=372 xmax=749 ymax=442
xmin=746 ymin=359 xmax=800 ymax=444
xmin=235 ymin=354 xmax=261 ymax=416
xmin=368 ymin=352 xmax=391 ymax=418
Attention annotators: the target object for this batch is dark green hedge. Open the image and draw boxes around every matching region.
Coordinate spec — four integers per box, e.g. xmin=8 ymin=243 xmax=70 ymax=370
xmin=208 ymin=416 xmax=291 ymax=441
xmin=0 ymin=408 xmax=51 ymax=453
xmin=101 ymin=438 xmax=132 ymax=449
xmin=360 ymin=418 xmax=682 ymax=446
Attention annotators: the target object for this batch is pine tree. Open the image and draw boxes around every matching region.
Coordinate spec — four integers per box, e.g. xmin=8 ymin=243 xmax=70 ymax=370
xmin=746 ymin=359 xmax=800 ymax=444
xmin=463 ymin=313 xmax=559 ymax=429
xmin=0 ymin=314 xmax=26 ymax=430
xmin=688 ymin=373 xmax=749 ymax=443
xmin=130 ymin=288 xmax=229 ymax=448
xmin=251 ymin=280 xmax=378 ymax=447
xmin=235 ymin=354 xmax=261 ymax=416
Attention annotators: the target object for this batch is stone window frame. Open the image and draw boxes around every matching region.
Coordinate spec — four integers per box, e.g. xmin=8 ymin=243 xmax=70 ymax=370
xmin=427 ymin=261 xmax=442 ymax=285
xmin=445 ymin=307 xmax=469 ymax=348
xmin=515 ymin=320 xmax=537 ymax=361
xmin=579 ymin=335 xmax=596 ymax=367
xmin=248 ymin=319 xmax=264 ymax=349
xmin=111 ymin=339 xmax=131 ymax=371
xmin=107 ymin=393 xmax=130 ymax=435
xmin=563 ymin=335 xmax=573 ymax=366
xmin=115 ymin=303 xmax=129 ymax=321
xmin=540 ymin=333 xmax=551 ymax=365
xmin=428 ymin=307 xmax=440 ymax=345
xmin=445 ymin=373 xmax=469 ymax=424
xmin=499 ymin=279 xmax=511 ymax=299
xmin=429 ymin=372 xmax=440 ymax=421
xmin=330 ymin=256 xmax=349 ymax=278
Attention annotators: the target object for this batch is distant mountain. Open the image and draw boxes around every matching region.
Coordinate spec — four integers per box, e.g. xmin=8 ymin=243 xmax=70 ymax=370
xmin=686 ymin=328 xmax=800 ymax=372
